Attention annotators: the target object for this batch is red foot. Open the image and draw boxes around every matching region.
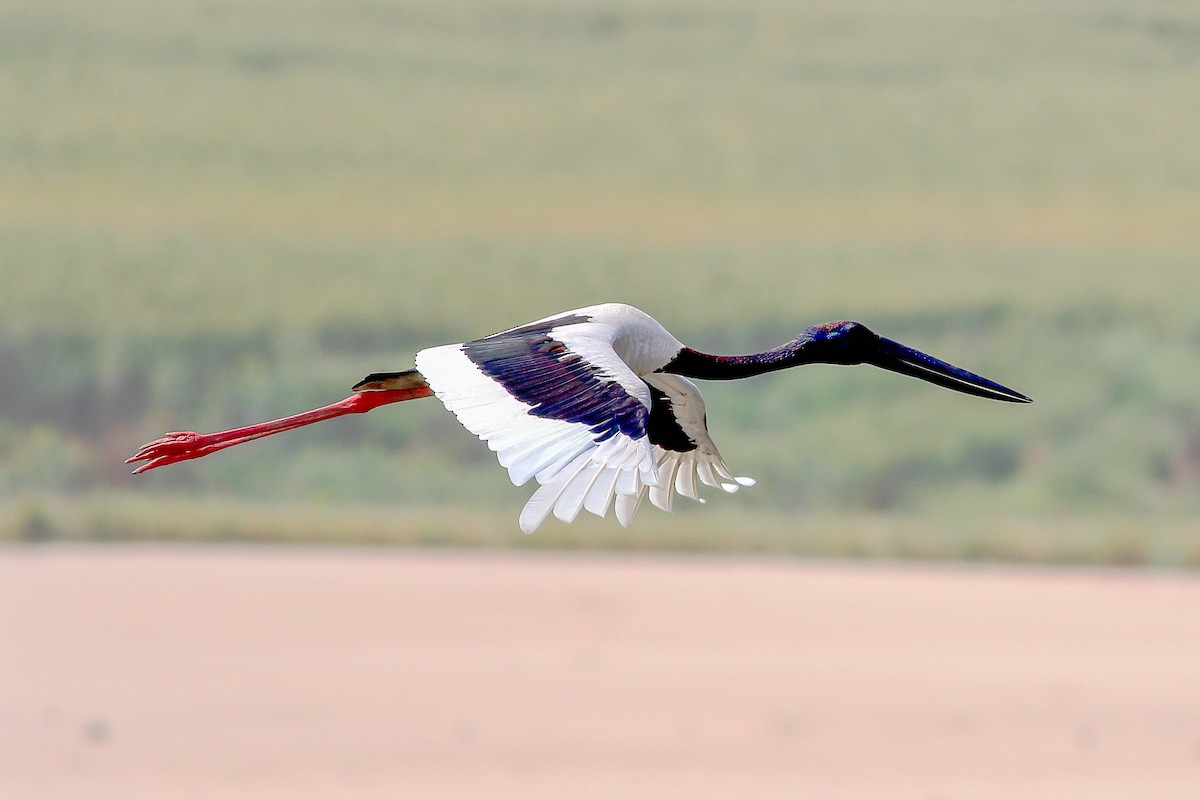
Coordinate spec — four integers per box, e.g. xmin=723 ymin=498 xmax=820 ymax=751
xmin=126 ymin=431 xmax=236 ymax=473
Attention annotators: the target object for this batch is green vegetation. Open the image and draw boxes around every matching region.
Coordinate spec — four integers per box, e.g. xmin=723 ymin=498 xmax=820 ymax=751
xmin=3 ymin=0 xmax=1198 ymax=563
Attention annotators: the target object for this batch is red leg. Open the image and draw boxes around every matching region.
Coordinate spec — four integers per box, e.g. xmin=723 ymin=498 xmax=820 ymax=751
xmin=127 ymin=387 xmax=433 ymax=474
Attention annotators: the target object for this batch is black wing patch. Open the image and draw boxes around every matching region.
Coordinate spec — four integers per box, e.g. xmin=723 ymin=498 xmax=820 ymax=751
xmin=645 ymin=385 xmax=699 ymax=453
xmin=462 ymin=315 xmax=649 ymax=444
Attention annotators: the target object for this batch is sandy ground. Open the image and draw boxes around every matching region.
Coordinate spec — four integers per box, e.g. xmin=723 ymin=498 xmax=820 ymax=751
xmin=2 ymin=547 xmax=1199 ymax=799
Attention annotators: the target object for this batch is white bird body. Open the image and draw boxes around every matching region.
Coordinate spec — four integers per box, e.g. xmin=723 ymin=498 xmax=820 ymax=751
xmin=415 ymin=303 xmax=751 ymax=533
xmin=129 ymin=302 xmax=1029 ymax=534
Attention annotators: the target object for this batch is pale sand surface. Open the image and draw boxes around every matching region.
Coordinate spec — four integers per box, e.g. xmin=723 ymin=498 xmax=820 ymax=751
xmin=3 ymin=547 xmax=1200 ymax=799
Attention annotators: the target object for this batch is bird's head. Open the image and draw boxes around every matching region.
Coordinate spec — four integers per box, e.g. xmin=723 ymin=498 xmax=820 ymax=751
xmin=794 ymin=321 xmax=878 ymax=365
xmin=796 ymin=321 xmax=1031 ymax=403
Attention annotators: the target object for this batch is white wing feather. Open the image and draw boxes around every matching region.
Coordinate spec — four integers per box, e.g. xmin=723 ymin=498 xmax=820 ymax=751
xmin=640 ymin=374 xmax=755 ymax=514
xmin=414 ymin=308 xmax=752 ymax=533
xmin=415 ymin=325 xmax=660 ymax=534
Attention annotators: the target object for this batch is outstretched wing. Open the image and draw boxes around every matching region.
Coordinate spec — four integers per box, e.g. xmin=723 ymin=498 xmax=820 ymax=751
xmin=415 ymin=314 xmax=660 ymax=533
xmin=613 ymin=373 xmax=754 ymax=522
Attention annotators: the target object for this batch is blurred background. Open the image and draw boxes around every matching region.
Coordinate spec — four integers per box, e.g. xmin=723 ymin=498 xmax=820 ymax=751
xmin=6 ymin=3 xmax=1200 ymax=799
xmin=3 ymin=0 xmax=1198 ymax=562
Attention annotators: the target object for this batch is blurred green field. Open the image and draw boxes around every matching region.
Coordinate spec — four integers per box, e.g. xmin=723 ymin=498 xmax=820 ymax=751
xmin=3 ymin=0 xmax=1199 ymax=561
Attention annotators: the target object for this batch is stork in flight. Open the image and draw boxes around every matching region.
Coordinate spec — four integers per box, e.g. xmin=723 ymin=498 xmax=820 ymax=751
xmin=128 ymin=303 xmax=1030 ymax=533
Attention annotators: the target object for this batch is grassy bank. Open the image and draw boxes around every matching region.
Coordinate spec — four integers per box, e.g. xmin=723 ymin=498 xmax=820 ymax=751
xmin=5 ymin=494 xmax=1199 ymax=569
xmin=3 ymin=0 xmax=1198 ymax=559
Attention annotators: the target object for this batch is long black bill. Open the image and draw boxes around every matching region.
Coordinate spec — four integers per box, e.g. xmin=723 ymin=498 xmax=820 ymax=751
xmin=871 ymin=338 xmax=1032 ymax=403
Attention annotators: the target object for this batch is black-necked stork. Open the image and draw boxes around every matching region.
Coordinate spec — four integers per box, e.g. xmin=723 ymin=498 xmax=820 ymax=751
xmin=129 ymin=303 xmax=1030 ymax=532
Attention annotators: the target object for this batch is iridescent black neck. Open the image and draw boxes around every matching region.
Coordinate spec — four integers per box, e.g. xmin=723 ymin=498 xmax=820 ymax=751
xmin=659 ymin=322 xmax=869 ymax=381
xmin=659 ymin=343 xmax=800 ymax=380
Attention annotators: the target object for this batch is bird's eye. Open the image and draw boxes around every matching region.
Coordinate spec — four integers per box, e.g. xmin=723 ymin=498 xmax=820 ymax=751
xmin=817 ymin=321 xmax=861 ymax=340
